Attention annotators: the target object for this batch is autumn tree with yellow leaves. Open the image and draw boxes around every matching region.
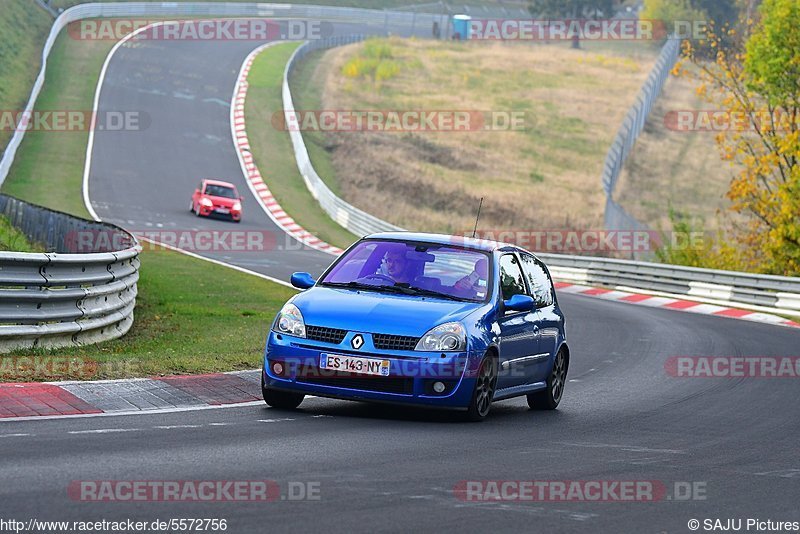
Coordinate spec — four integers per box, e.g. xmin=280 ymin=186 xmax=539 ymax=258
xmin=676 ymin=0 xmax=799 ymax=275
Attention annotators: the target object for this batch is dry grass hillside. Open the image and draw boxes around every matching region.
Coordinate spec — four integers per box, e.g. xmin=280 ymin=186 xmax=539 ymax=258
xmin=615 ymin=69 xmax=738 ymax=232
xmin=300 ymin=38 xmax=658 ymax=233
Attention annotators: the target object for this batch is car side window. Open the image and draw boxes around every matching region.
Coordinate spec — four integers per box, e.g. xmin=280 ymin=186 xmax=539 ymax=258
xmin=520 ymin=253 xmax=554 ymax=307
xmin=498 ymin=254 xmax=527 ymax=301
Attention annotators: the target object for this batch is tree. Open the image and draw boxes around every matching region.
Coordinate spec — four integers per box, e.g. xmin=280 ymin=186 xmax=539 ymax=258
xmin=528 ymin=0 xmax=617 ymax=48
xmin=677 ymin=0 xmax=800 ymax=274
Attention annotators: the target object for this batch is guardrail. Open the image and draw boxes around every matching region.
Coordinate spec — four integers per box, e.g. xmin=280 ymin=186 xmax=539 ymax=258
xmin=539 ymin=253 xmax=800 ymax=316
xmin=283 ymin=36 xmax=405 ymax=237
xmin=0 ymin=195 xmax=140 ymax=352
xmin=0 ymin=2 xmax=447 ymax=186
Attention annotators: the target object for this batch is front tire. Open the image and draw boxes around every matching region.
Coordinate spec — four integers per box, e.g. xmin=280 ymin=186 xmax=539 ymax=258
xmin=262 ymin=374 xmax=304 ymax=409
xmin=465 ymin=354 xmax=497 ymax=422
xmin=527 ymin=349 xmax=567 ymax=410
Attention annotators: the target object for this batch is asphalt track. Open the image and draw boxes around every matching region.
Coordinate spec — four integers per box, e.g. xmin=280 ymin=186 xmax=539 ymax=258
xmin=2 ymin=19 xmax=799 ymax=534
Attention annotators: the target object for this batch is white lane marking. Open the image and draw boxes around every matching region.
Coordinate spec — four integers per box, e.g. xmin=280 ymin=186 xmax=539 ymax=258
xmin=154 ymin=424 xmax=201 ymax=429
xmin=80 ymin=22 xmax=296 ymax=290
xmin=69 ymin=428 xmax=141 ymax=435
xmin=208 ymin=422 xmax=233 ymax=426
xmin=0 ymin=433 xmax=32 ymax=438
xmin=258 ymin=418 xmax=296 ymax=423
xmin=0 ymin=400 xmax=267 ymax=424
xmin=311 ymin=415 xmax=333 ymax=418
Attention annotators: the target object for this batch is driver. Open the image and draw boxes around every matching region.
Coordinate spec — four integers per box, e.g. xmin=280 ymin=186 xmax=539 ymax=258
xmin=383 ymin=247 xmax=413 ymax=284
xmin=453 ymin=257 xmax=488 ymax=297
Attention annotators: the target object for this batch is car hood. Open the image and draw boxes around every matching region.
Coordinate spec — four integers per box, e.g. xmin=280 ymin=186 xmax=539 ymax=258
xmin=291 ymin=287 xmax=483 ymax=337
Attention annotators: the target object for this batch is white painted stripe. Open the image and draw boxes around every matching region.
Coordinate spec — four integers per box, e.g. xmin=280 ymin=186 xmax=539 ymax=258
xmin=0 ymin=400 xmax=268 ymax=423
xmin=683 ymin=303 xmax=728 ymax=315
xmin=592 ymin=290 xmax=632 ymax=300
xmin=83 ymin=22 xmax=169 ymax=221
xmin=154 ymin=424 xmax=202 ymax=429
xmin=229 ymin=42 xmax=340 ymax=257
xmin=634 ymin=296 xmax=680 ymax=307
xmin=69 ymin=428 xmax=141 ymax=434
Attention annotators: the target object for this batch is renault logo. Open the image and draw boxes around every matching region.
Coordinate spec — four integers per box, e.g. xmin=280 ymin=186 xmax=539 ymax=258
xmin=351 ymin=334 xmax=364 ymax=350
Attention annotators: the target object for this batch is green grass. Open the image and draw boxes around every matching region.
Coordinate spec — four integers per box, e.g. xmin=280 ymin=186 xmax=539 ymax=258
xmin=7 ymin=244 xmax=296 ymax=379
xmin=246 ymin=43 xmax=358 ymax=249
xmin=0 ymin=0 xmax=53 ymax=156
xmin=2 ymin=32 xmax=114 ymax=216
xmin=0 ymin=24 xmax=299 ymax=380
xmin=0 ymin=215 xmax=45 ymax=252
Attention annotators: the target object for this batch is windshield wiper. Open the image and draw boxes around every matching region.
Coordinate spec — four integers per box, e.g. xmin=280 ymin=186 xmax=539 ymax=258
xmin=394 ymin=284 xmax=467 ymax=302
xmin=322 ymin=281 xmax=468 ymax=301
xmin=320 ymin=281 xmax=411 ymax=294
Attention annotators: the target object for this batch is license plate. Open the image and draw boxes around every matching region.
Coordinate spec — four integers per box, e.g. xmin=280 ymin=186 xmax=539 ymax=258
xmin=320 ymin=353 xmax=390 ymax=377
xmin=215 ymin=207 xmax=230 ymax=214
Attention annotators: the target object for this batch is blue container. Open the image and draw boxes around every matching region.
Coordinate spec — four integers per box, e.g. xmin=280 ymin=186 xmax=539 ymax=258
xmin=452 ymin=14 xmax=471 ymax=40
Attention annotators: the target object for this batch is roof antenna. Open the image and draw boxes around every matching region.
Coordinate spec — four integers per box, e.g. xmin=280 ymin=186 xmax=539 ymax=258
xmin=471 ymin=197 xmax=483 ymax=239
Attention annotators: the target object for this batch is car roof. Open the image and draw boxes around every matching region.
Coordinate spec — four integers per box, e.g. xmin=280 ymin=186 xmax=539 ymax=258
xmin=365 ymin=232 xmax=519 ymax=253
xmin=203 ymin=179 xmax=237 ymax=188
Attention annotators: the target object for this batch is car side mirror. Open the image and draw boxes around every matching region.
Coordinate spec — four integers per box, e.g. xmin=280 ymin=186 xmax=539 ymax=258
xmin=239 ymin=196 xmax=244 ymax=201
xmin=290 ymin=272 xmax=316 ymax=289
xmin=503 ymin=294 xmax=535 ymax=312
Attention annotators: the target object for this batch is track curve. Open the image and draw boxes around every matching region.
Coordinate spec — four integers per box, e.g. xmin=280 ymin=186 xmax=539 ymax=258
xmin=4 ymin=18 xmax=798 ymax=534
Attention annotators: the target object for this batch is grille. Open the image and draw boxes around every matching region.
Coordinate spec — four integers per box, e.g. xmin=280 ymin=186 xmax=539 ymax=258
xmin=297 ymin=365 xmax=413 ymax=394
xmin=372 ymin=333 xmax=419 ymax=351
xmin=305 ymin=325 xmax=347 ymax=344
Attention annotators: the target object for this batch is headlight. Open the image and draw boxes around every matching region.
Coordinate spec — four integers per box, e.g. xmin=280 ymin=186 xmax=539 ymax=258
xmin=272 ymin=303 xmax=306 ymax=337
xmin=232 ymin=202 xmax=242 ymax=211
xmin=415 ymin=322 xmax=466 ymax=352
xmin=200 ymin=197 xmax=213 ymax=207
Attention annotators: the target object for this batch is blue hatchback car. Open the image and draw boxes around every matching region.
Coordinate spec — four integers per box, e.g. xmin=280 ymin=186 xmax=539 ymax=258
xmin=262 ymin=232 xmax=569 ymax=421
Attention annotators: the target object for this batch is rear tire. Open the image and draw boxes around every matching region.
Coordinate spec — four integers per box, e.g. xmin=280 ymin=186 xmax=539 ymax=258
xmin=262 ymin=374 xmax=304 ymax=410
xmin=527 ymin=349 xmax=567 ymax=410
xmin=465 ymin=353 xmax=497 ymax=422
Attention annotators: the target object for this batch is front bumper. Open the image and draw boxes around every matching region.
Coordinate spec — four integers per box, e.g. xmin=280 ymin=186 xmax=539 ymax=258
xmin=198 ymin=205 xmax=241 ymax=220
xmin=263 ymin=331 xmax=483 ymax=408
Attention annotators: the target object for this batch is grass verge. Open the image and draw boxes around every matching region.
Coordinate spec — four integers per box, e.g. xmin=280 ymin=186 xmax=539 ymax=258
xmin=1 ymin=31 xmax=114 ymax=216
xmin=246 ymin=42 xmax=358 ymax=249
xmin=0 ymin=215 xmax=45 ymax=252
xmin=291 ymin=38 xmax=659 ymax=233
xmin=0 ymin=0 xmax=53 ymax=158
xmin=1 ymin=25 xmax=298 ymax=380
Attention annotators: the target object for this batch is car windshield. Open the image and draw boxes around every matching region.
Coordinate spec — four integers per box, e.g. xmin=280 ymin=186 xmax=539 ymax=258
xmin=320 ymin=240 xmax=492 ymax=302
xmin=204 ymin=184 xmax=237 ymax=198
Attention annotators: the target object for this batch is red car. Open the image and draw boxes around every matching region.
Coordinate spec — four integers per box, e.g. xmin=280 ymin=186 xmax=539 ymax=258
xmin=190 ymin=179 xmax=242 ymax=222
